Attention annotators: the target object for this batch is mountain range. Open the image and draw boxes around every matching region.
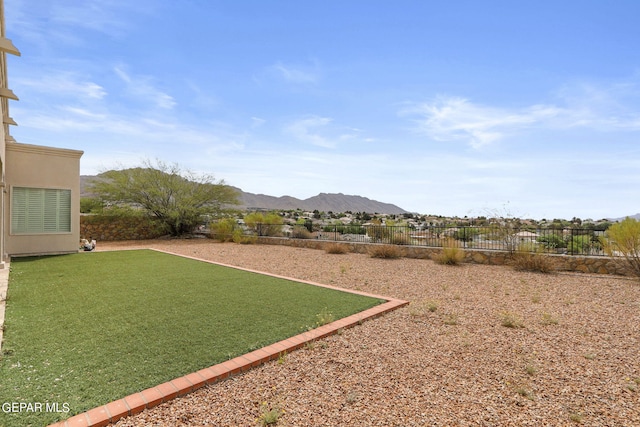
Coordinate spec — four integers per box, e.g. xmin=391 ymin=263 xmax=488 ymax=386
xmin=80 ymin=175 xmax=408 ymax=214
xmin=79 ymin=174 xmax=638 ymax=218
xmin=233 ymin=188 xmax=408 ymax=214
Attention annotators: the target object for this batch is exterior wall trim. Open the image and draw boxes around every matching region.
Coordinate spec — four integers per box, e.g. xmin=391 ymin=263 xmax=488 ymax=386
xmin=6 ymin=142 xmax=84 ymax=158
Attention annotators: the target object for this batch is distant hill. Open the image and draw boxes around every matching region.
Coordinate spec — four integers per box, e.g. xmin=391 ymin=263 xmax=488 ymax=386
xmin=611 ymin=213 xmax=640 ymax=222
xmin=235 ymin=189 xmax=408 ymax=214
xmin=80 ymin=175 xmax=408 ymax=214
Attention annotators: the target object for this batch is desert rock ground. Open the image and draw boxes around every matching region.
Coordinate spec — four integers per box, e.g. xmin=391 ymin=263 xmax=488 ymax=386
xmin=97 ymin=239 xmax=640 ymax=427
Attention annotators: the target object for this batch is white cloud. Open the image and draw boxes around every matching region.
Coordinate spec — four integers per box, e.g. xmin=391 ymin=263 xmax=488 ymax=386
xmin=269 ymin=60 xmax=321 ymax=84
xmin=401 ymin=96 xmax=558 ymax=149
xmin=113 ymin=66 xmax=176 ymax=109
xmin=7 ymin=0 xmax=155 ymax=49
xmin=251 ymin=117 xmax=266 ymax=128
xmin=285 ymin=116 xmax=334 ymax=148
xmin=402 ymin=79 xmax=640 ymax=149
xmin=284 ymin=116 xmax=368 ymax=149
xmin=14 ymin=73 xmax=107 ymax=100
xmin=553 ymin=79 xmax=640 ymax=130
xmin=50 ymin=1 xmax=130 ymax=34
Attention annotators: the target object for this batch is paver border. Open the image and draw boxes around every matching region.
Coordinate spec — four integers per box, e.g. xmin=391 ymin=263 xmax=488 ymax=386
xmin=43 ymin=249 xmax=408 ymax=427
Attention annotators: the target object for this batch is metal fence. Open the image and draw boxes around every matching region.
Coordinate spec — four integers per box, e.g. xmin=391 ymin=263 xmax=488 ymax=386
xmin=249 ymin=223 xmax=607 ymax=256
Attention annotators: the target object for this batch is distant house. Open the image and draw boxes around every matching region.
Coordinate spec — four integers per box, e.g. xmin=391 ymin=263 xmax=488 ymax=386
xmin=515 ymin=231 xmax=538 ymax=243
xmin=0 ymin=3 xmax=83 ymax=265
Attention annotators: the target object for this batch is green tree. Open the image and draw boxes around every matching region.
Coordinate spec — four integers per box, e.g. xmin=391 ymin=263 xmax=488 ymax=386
xmin=80 ymin=197 xmax=104 ymax=213
xmin=601 ymin=217 xmax=640 ymax=277
xmin=89 ymin=160 xmax=239 ymax=236
xmin=244 ymin=211 xmax=284 ymax=236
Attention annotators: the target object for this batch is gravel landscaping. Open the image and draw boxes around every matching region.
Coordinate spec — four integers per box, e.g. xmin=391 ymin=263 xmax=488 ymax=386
xmin=97 ymin=239 xmax=640 ymax=427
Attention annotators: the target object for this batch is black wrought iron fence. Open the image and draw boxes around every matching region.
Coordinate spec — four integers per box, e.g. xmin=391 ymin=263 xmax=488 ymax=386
xmin=245 ymin=223 xmax=607 ymax=256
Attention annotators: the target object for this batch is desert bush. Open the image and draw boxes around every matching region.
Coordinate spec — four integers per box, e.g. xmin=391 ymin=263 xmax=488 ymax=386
xmin=365 ymin=224 xmax=391 ymax=243
xmin=453 ymin=227 xmax=480 ymax=242
xmin=567 ymin=234 xmax=593 ymax=254
xmin=80 ymin=197 xmax=104 ymax=214
xmin=537 ymin=233 xmax=566 ymax=250
xmin=389 ymin=232 xmax=410 ymax=245
xmin=511 ymin=246 xmax=555 ymax=273
xmin=601 ymin=217 xmax=640 ymax=277
xmin=209 ymin=218 xmax=237 ymax=242
xmin=409 ymin=299 xmax=439 ymax=316
xmin=258 ymin=402 xmax=283 ymax=426
xmin=88 ymin=160 xmax=239 ymax=236
xmin=291 ymin=225 xmax=313 ymax=239
xmin=232 ymin=229 xmax=257 ymax=244
xmin=435 ymin=238 xmax=465 ymax=265
xmin=244 ymin=212 xmax=283 ymax=236
xmin=325 ymin=243 xmax=349 ymax=254
xmin=501 ymin=311 xmax=525 ymax=328
xmin=323 ymin=224 xmax=366 ymax=235
xmin=369 ymin=244 xmax=403 ymax=259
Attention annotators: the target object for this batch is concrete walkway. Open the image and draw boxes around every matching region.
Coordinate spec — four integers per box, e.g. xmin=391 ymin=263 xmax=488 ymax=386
xmin=0 ymin=263 xmax=9 ymax=351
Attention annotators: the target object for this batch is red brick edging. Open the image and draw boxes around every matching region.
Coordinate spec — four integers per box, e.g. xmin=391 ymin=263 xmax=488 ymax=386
xmin=48 ymin=250 xmax=409 ymax=427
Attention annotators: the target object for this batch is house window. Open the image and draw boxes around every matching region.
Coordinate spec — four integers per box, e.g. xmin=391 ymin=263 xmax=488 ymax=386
xmin=11 ymin=187 xmax=72 ymax=234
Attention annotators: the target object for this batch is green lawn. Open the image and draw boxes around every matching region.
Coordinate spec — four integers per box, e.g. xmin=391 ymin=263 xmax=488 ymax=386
xmin=0 ymin=250 xmax=383 ymax=426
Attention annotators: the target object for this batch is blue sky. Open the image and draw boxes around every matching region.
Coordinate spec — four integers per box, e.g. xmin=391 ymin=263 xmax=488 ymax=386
xmin=5 ymin=0 xmax=640 ymax=219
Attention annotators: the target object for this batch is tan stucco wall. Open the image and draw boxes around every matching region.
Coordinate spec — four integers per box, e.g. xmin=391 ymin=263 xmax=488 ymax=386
xmin=4 ymin=143 xmax=83 ymax=257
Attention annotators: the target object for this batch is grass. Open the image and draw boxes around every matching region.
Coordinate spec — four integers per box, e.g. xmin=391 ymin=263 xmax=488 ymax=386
xmin=0 ymin=250 xmax=383 ymax=426
xmin=435 ymin=240 xmax=465 ymax=265
xmin=325 ymin=243 xmax=349 ymax=254
xmin=368 ymin=244 xmax=403 ymax=259
xmin=409 ymin=299 xmax=439 ymax=317
xmin=541 ymin=312 xmax=559 ymax=325
xmin=258 ymin=401 xmax=283 ymax=425
xmin=500 ymin=311 xmax=525 ymax=328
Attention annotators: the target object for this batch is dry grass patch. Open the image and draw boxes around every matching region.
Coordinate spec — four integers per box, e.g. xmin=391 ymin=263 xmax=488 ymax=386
xmin=409 ymin=299 xmax=439 ymax=317
xmin=500 ymin=311 xmax=525 ymax=328
xmin=368 ymin=244 xmax=403 ymax=259
xmin=435 ymin=238 xmax=465 ymax=265
xmin=512 ymin=249 xmax=555 ymax=273
xmin=325 ymin=243 xmax=349 ymax=254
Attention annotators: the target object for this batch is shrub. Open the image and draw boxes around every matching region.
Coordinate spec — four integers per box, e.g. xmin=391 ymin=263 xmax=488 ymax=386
xmin=244 ymin=212 xmax=284 ymax=236
xmin=291 ymin=226 xmax=313 ymax=239
xmin=389 ymin=232 xmax=410 ymax=245
xmin=258 ymin=402 xmax=283 ymax=426
xmin=501 ymin=311 xmax=525 ymax=328
xmin=601 ymin=217 xmax=640 ymax=277
xmin=365 ymin=224 xmax=391 ymax=243
xmin=209 ymin=218 xmax=237 ymax=242
xmin=325 ymin=243 xmax=348 ymax=254
xmin=88 ymin=160 xmax=239 ymax=236
xmin=80 ymin=197 xmax=104 ymax=214
xmin=537 ymin=233 xmax=566 ymax=250
xmin=512 ymin=245 xmax=555 ymax=273
xmin=453 ymin=227 xmax=480 ymax=242
xmin=369 ymin=244 xmax=403 ymax=259
xmin=567 ymin=235 xmax=593 ymax=254
xmin=435 ymin=238 xmax=464 ymax=265
xmin=232 ymin=230 xmax=257 ymax=244
xmin=409 ymin=299 xmax=439 ymax=316
xmin=323 ymin=224 xmax=366 ymax=235
xmin=541 ymin=312 xmax=559 ymax=325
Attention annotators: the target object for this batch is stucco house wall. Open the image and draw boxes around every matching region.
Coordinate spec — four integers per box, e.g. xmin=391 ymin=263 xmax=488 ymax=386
xmin=4 ymin=143 xmax=83 ymax=257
